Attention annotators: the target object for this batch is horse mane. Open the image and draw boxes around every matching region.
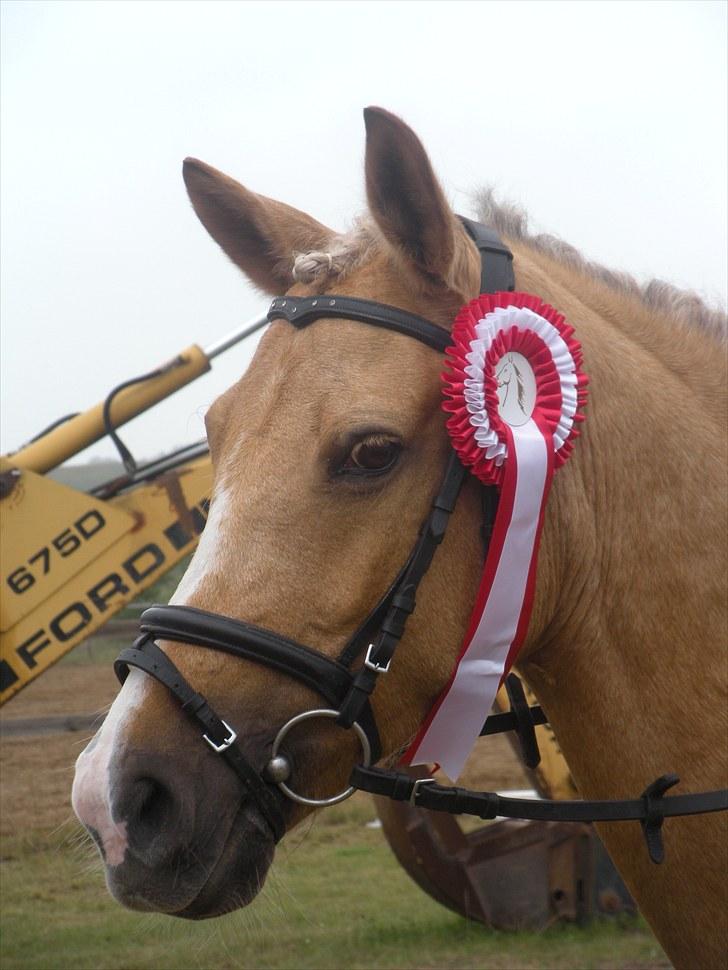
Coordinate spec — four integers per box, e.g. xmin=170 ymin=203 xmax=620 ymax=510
xmin=475 ymin=188 xmax=727 ymax=341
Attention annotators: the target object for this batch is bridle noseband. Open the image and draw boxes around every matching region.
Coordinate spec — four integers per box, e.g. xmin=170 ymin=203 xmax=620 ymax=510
xmin=115 ymin=221 xmax=727 ymax=859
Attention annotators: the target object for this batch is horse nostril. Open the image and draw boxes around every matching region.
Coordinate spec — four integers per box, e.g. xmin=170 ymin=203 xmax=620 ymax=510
xmin=120 ymin=777 xmax=179 ymax=865
xmin=135 ymin=777 xmax=174 ymax=835
xmin=114 ymin=766 xmax=187 ymax=867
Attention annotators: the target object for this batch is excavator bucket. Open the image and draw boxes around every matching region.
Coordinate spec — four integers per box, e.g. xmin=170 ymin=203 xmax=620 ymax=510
xmin=373 ymin=682 xmax=636 ymax=929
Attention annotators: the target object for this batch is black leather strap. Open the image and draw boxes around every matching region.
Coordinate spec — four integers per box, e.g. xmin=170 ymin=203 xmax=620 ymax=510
xmin=351 ymin=764 xmax=728 ymax=863
xmin=640 ymin=773 xmax=679 ymax=864
xmin=504 ymin=672 xmax=542 ymax=769
xmin=335 ymin=453 xmax=469 ymax=730
xmin=351 ymin=765 xmax=728 ymax=822
xmin=480 ymin=485 xmax=499 ymax=549
xmin=134 ymin=605 xmax=382 ymax=763
xmin=479 ymin=704 xmax=548 ymax=736
xmin=336 ymin=551 xmax=415 ymax=669
xmin=268 ymin=296 xmax=451 ymax=352
xmin=350 ymin=670 xmax=727 ymax=866
xmin=139 ymin=605 xmax=357 ymax=702
xmin=459 ymin=217 xmax=516 ymax=294
xmin=115 ymin=637 xmax=286 ymax=843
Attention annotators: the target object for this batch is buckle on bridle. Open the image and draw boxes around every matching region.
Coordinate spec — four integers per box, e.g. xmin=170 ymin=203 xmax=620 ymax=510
xmin=409 ymin=776 xmax=436 ymax=806
xmin=203 ymin=720 xmax=237 ymax=753
xmin=364 ymin=643 xmax=391 ymax=674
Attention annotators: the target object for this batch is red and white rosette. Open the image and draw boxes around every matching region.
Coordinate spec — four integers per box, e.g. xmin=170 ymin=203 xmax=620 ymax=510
xmin=404 ymin=292 xmax=588 ymax=780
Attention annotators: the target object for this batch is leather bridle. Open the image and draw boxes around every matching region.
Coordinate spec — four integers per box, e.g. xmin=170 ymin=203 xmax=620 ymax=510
xmin=115 ymin=220 xmax=727 ymax=861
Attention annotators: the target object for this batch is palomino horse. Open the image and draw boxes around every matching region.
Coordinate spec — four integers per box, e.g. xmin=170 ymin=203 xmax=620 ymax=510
xmin=72 ymin=108 xmax=727 ymax=967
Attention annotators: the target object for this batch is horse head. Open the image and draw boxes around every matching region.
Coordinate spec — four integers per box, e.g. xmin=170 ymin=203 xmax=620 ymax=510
xmin=71 ymin=108 xmax=499 ymax=917
xmin=70 ymin=107 xmax=728 ymax=970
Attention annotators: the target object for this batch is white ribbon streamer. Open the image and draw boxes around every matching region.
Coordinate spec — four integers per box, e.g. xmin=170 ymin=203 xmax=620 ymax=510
xmin=403 ymin=297 xmax=585 ymax=782
xmin=405 ymin=419 xmax=549 ymax=780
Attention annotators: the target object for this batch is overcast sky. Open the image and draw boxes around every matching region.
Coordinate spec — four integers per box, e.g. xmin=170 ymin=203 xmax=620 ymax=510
xmin=1 ymin=0 xmax=726 ymax=464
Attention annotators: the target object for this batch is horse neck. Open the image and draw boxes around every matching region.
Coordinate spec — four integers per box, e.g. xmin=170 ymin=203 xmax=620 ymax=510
xmin=507 ymin=243 xmax=727 ymax=798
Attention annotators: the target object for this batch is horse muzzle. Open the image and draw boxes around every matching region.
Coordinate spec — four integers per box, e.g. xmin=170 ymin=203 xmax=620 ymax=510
xmin=72 ymin=704 xmax=281 ymax=917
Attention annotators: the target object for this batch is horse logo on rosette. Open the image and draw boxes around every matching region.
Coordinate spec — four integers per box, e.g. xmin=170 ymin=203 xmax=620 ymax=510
xmin=495 ymin=352 xmax=537 ymax=427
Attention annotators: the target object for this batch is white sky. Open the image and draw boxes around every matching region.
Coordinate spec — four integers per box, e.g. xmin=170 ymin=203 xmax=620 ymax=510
xmin=1 ymin=0 xmax=726 ymax=463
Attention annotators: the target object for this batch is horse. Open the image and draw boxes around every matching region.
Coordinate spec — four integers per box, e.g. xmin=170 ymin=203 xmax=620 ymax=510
xmin=71 ymin=107 xmax=727 ymax=968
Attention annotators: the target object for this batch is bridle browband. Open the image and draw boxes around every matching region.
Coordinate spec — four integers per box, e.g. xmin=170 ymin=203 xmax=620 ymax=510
xmin=115 ymin=219 xmax=727 ymax=859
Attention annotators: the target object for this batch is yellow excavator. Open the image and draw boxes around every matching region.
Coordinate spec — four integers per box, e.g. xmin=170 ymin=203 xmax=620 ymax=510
xmin=0 ymin=314 xmax=633 ymax=927
xmin=0 ymin=316 xmax=265 ymax=701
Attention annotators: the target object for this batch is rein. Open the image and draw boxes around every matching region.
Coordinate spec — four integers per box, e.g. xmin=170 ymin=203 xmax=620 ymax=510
xmin=115 ymin=220 xmax=728 ymax=859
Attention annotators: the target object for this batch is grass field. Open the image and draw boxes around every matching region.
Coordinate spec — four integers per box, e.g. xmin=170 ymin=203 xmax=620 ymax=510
xmin=0 ymin=619 xmax=670 ymax=970
xmin=1 ymin=804 xmax=669 ymax=970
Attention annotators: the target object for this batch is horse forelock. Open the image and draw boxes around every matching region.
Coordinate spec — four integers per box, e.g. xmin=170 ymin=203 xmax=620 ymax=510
xmin=291 ymin=218 xmax=380 ymax=287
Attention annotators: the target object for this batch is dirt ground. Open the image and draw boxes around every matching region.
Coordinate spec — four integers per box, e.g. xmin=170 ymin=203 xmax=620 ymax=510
xmin=0 ymin=648 xmax=113 ymax=840
xmin=0 ymin=643 xmax=531 ymax=842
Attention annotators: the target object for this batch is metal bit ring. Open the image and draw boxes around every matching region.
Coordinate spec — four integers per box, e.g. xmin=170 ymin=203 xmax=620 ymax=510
xmin=268 ymin=708 xmax=371 ymax=807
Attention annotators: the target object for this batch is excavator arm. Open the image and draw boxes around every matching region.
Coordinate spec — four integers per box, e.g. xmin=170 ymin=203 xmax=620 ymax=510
xmin=1 ymin=316 xmax=266 ymax=703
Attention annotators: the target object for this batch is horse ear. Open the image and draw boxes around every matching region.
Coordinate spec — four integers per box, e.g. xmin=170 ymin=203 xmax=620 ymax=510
xmin=183 ymin=158 xmax=333 ymax=294
xmin=363 ymin=107 xmax=477 ymax=296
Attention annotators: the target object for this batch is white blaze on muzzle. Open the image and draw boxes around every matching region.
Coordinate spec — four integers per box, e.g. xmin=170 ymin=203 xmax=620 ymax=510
xmin=71 ymin=668 xmax=149 ymax=866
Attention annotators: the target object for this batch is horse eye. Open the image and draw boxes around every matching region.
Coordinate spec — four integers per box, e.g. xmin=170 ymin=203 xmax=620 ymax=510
xmin=338 ymin=436 xmax=402 ymax=477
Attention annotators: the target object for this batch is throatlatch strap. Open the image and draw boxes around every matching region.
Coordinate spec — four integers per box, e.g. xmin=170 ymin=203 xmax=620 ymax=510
xmin=115 ymin=637 xmax=286 ymax=843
